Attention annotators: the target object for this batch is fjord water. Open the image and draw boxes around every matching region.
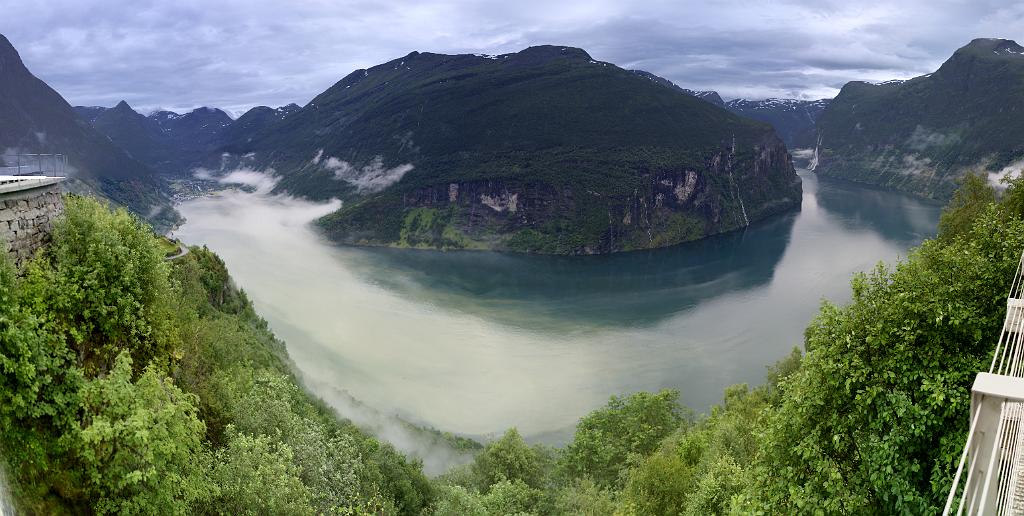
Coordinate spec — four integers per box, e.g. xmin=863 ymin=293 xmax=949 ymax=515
xmin=175 ymin=169 xmax=940 ymax=443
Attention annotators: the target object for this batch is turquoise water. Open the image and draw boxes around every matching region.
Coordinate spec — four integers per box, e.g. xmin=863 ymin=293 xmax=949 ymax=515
xmin=176 ymin=169 xmax=940 ymax=443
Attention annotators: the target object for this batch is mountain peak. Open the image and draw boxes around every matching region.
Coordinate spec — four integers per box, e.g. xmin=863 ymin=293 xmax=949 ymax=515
xmin=0 ymin=33 xmax=28 ymax=76
xmin=956 ymin=38 xmax=1024 ymax=57
xmin=186 ymin=106 xmax=230 ymax=118
xmin=113 ymin=100 xmax=134 ymax=111
xmin=509 ymin=45 xmax=592 ymax=64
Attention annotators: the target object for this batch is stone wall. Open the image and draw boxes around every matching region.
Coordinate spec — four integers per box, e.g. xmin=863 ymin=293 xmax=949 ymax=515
xmin=0 ymin=183 xmax=64 ymax=265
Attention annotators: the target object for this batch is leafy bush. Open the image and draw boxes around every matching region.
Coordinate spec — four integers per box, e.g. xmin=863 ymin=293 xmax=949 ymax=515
xmin=75 ymin=352 xmax=210 ymax=514
xmin=562 ymin=389 xmax=688 ymax=488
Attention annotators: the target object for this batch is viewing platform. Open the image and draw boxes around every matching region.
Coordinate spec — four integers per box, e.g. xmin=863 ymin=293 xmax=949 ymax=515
xmin=0 ymin=153 xmax=67 ymax=197
xmin=0 ymin=175 xmax=64 ymax=194
xmin=946 ymin=253 xmax=1024 ymax=514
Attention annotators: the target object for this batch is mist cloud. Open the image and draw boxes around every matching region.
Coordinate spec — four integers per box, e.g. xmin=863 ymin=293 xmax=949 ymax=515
xmin=319 ymin=152 xmax=414 ymax=193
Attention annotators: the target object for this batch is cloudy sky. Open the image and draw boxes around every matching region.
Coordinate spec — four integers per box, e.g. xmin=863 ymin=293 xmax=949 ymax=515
xmin=4 ymin=0 xmax=1022 ymax=115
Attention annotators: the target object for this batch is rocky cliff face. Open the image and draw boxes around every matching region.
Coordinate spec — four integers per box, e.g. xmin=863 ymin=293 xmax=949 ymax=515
xmin=324 ymin=136 xmax=799 ymax=254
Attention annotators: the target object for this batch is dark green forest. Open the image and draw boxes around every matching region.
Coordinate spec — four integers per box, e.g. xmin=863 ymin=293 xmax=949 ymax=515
xmin=2 ymin=171 xmax=1023 ymax=514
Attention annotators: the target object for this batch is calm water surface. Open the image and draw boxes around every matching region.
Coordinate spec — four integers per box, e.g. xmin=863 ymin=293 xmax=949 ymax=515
xmin=175 ymin=169 xmax=940 ymax=443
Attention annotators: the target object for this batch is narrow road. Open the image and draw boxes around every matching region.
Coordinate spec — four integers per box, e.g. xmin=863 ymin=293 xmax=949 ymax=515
xmin=164 ymin=241 xmax=190 ymax=261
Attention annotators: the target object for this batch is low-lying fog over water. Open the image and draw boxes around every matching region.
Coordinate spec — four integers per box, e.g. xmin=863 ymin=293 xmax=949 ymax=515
xmin=175 ymin=169 xmax=940 ymax=451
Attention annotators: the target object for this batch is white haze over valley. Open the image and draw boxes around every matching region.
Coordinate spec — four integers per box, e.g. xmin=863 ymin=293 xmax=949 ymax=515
xmin=173 ymin=169 xmax=939 ymax=472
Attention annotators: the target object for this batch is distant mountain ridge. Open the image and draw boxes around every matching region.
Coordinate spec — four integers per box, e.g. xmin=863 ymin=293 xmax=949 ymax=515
xmin=216 ymin=103 xmax=300 ymax=145
xmin=810 ymin=38 xmax=1024 ymax=199
xmin=74 ymin=102 xmax=300 ymax=176
xmin=725 ymin=98 xmax=831 ymax=149
xmin=626 ymin=69 xmax=829 ymax=148
xmin=213 ymin=45 xmax=801 ymax=255
xmin=0 ymin=34 xmax=176 ymax=229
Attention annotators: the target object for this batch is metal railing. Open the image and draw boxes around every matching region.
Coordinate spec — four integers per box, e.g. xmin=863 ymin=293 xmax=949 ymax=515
xmin=0 ymin=154 xmax=68 ymax=177
xmin=946 ymin=252 xmax=1024 ymax=515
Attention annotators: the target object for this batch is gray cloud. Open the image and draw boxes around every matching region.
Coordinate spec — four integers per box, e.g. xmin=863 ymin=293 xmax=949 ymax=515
xmin=4 ymin=0 xmax=1023 ymax=112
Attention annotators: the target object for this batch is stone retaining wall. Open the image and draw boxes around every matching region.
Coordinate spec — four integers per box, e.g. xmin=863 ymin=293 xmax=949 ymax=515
xmin=0 ymin=183 xmax=64 ymax=265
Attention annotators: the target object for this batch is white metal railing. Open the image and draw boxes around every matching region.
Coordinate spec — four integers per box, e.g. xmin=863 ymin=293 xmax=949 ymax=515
xmin=946 ymin=252 xmax=1024 ymax=515
xmin=0 ymin=154 xmax=68 ymax=177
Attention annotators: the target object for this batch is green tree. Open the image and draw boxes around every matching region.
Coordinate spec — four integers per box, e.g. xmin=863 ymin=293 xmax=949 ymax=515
xmin=937 ymin=172 xmax=996 ymax=241
xmin=209 ymin=428 xmax=313 ymax=515
xmin=562 ymin=390 xmax=688 ymax=487
xmin=75 ymin=352 xmax=210 ymax=514
xmin=0 ymin=253 xmax=81 ymax=510
xmin=552 ymin=479 xmax=616 ymax=516
xmin=745 ymin=205 xmax=1024 ymax=513
xmin=999 ymin=172 xmax=1024 ymax=220
xmin=429 ymin=485 xmax=488 ymax=516
xmin=472 ymin=428 xmax=549 ymax=492
xmin=26 ymin=196 xmax=179 ymax=374
xmin=481 ymin=479 xmax=544 ymax=515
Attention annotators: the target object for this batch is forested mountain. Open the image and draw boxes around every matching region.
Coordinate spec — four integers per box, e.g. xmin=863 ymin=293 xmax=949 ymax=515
xmin=215 ymin=45 xmax=801 ymax=254
xmin=0 ymin=34 xmax=176 ymax=229
xmin=812 ymin=38 xmax=1024 ymax=199
xmin=74 ymin=103 xmax=236 ymax=176
xmin=725 ymin=98 xmax=830 ymax=148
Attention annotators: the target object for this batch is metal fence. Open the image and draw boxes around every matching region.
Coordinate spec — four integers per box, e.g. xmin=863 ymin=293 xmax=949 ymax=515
xmin=0 ymin=154 xmax=68 ymax=177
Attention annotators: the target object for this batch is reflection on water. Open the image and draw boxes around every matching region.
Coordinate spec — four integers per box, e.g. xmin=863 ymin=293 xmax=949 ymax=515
xmin=344 ymin=212 xmax=796 ymax=330
xmin=174 ymin=169 xmax=941 ymax=444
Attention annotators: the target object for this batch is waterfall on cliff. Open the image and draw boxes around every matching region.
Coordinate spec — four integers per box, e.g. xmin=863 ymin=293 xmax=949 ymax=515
xmin=727 ymin=135 xmax=750 ymax=227
xmin=808 ymin=134 xmax=822 ymax=171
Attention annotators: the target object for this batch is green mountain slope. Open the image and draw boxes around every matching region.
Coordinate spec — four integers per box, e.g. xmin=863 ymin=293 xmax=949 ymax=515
xmin=222 ymin=45 xmax=801 ymax=254
xmin=0 ymin=34 xmax=176 ymax=229
xmin=812 ymin=38 xmax=1024 ymax=199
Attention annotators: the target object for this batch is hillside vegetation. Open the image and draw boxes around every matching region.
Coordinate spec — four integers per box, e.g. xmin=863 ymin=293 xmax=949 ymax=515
xmin=0 ymin=197 xmax=431 ymax=514
xmin=3 ymin=171 xmax=1022 ymax=513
